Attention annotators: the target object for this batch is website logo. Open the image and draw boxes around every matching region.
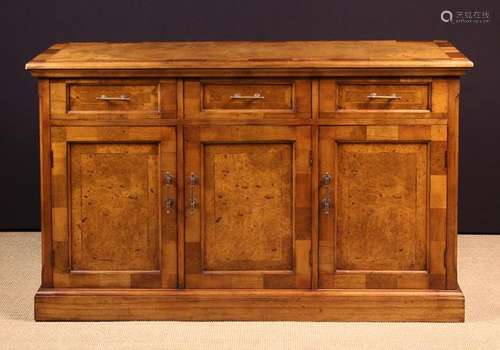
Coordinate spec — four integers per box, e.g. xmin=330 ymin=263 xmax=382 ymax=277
xmin=441 ymin=9 xmax=491 ymax=24
xmin=441 ymin=10 xmax=453 ymax=23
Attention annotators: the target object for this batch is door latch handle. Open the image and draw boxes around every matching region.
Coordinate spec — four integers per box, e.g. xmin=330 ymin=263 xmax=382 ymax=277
xmin=164 ymin=198 xmax=175 ymax=213
xmin=164 ymin=172 xmax=175 ymax=214
xmin=188 ymin=173 xmax=199 ymax=213
xmin=320 ymin=173 xmax=333 ymax=215
xmin=321 ymin=198 xmax=332 ymax=215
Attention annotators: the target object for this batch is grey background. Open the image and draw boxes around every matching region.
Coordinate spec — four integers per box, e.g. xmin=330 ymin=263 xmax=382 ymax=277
xmin=0 ymin=0 xmax=498 ymax=232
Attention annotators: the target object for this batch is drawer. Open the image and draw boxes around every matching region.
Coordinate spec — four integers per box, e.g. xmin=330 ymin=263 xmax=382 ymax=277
xmin=184 ymin=79 xmax=311 ymax=118
xmin=69 ymin=84 xmax=158 ymax=112
xmin=337 ymin=82 xmax=430 ymax=111
xmin=319 ymin=79 xmax=450 ymax=119
xmin=50 ymin=79 xmax=177 ymax=119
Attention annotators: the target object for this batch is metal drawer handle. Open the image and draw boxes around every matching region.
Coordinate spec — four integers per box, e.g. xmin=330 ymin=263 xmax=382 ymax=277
xmin=96 ymin=94 xmax=130 ymax=101
xmin=230 ymin=93 xmax=265 ymax=100
xmin=367 ymin=93 xmax=401 ymax=100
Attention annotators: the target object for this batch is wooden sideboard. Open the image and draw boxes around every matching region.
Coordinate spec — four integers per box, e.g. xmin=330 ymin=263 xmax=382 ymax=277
xmin=26 ymin=41 xmax=473 ymax=321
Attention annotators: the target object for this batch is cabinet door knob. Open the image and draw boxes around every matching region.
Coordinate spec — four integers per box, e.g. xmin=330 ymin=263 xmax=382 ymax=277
xmin=164 ymin=172 xmax=175 ymax=185
xmin=321 ymin=173 xmax=332 ymax=185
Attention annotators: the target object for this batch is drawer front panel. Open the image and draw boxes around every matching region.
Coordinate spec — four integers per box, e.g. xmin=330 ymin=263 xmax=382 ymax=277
xmin=185 ymin=79 xmax=311 ymax=118
xmin=50 ymin=79 xmax=177 ymax=119
xmin=202 ymin=82 xmax=293 ymax=111
xmin=337 ymin=83 xmax=430 ymax=111
xmin=319 ymin=79 xmax=450 ymax=119
xmin=69 ymin=84 xmax=159 ymax=112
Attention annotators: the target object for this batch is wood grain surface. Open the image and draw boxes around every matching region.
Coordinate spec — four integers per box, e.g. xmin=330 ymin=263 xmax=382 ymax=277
xmin=337 ymin=83 xmax=430 ymax=111
xmin=50 ymin=79 xmax=177 ymax=119
xmin=319 ymin=125 xmax=448 ymax=290
xmin=203 ymin=143 xmax=293 ymax=272
xmin=69 ymin=143 xmax=160 ymax=272
xmin=184 ymin=126 xmax=311 ymax=289
xmin=50 ymin=126 xmax=177 ymax=289
xmin=34 ymin=288 xmax=465 ymax=322
xmin=184 ymin=79 xmax=311 ymax=119
xmin=26 ymin=41 xmax=473 ymax=70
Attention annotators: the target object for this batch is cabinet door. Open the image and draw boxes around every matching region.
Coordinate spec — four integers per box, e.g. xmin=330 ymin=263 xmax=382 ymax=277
xmin=51 ymin=127 xmax=177 ymax=288
xmin=185 ymin=126 xmax=311 ymax=288
xmin=319 ymin=126 xmax=447 ymax=289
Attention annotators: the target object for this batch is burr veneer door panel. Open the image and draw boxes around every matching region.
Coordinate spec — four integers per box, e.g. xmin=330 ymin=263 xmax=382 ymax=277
xmin=318 ymin=125 xmax=447 ymax=289
xmin=50 ymin=126 xmax=177 ymax=288
xmin=184 ymin=126 xmax=312 ymax=289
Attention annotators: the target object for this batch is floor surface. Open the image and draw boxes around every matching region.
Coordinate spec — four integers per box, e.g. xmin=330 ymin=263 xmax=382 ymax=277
xmin=0 ymin=232 xmax=499 ymax=349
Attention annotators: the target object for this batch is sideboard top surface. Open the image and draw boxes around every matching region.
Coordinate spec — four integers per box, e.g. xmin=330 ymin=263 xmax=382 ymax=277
xmin=26 ymin=40 xmax=473 ymax=71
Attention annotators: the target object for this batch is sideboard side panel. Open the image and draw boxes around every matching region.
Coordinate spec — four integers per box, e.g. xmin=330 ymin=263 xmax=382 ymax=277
xmin=446 ymin=79 xmax=460 ymax=290
xmin=39 ymin=79 xmax=53 ymax=287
